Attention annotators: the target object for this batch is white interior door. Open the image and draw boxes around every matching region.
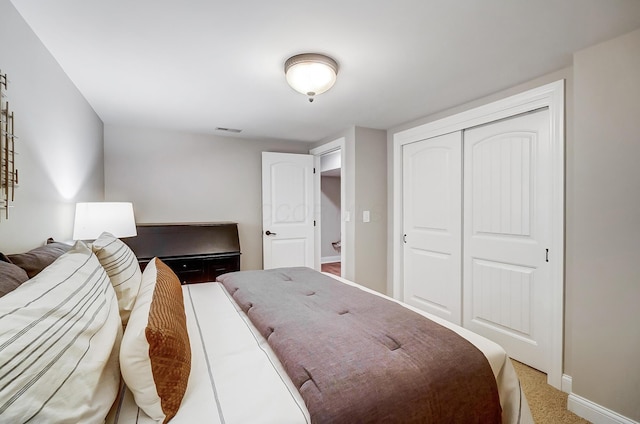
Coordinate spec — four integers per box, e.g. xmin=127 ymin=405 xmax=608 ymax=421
xmin=463 ymin=109 xmax=551 ymax=372
xmin=402 ymin=132 xmax=462 ymax=325
xmin=262 ymin=152 xmax=315 ymax=269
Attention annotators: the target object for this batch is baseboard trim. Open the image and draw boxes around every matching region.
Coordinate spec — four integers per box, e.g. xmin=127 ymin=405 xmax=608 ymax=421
xmin=561 ymin=374 xmax=572 ymax=394
xmin=321 ymin=256 xmax=341 ymax=264
xmin=568 ymin=393 xmax=639 ymax=424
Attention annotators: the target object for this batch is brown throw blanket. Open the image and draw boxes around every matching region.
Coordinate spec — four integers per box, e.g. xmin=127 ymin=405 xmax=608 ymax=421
xmin=218 ymin=267 xmax=501 ymax=424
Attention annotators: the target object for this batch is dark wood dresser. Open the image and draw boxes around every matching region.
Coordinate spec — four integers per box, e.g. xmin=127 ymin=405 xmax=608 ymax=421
xmin=122 ymin=222 xmax=240 ymax=284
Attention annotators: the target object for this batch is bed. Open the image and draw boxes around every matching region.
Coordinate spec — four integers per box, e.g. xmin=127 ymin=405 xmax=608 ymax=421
xmin=0 ymin=235 xmax=533 ymax=424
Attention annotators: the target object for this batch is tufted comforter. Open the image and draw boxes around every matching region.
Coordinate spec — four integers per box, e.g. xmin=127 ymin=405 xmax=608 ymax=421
xmin=218 ymin=267 xmax=502 ymax=424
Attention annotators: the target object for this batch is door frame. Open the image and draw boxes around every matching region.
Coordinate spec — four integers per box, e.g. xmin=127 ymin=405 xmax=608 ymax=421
xmin=310 ymin=137 xmax=346 ymax=276
xmin=392 ymin=80 xmax=565 ymax=389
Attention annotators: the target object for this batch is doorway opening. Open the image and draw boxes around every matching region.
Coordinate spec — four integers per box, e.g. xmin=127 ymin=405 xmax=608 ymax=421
xmin=319 ymin=150 xmax=342 ymax=277
xmin=311 ymin=137 xmax=346 ymax=278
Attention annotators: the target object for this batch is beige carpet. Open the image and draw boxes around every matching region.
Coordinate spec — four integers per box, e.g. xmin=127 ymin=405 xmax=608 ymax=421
xmin=511 ymin=360 xmax=590 ymax=424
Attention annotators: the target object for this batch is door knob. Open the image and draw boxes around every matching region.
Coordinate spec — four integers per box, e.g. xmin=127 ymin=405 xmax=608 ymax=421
xmin=265 ymin=230 xmax=277 ymax=236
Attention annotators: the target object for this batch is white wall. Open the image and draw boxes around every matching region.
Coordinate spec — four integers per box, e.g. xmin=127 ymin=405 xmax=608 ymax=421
xmin=0 ymin=0 xmax=104 ymax=253
xmin=103 ymin=124 xmax=309 ymax=271
xmin=569 ymin=27 xmax=640 ymax=422
xmin=320 ymin=176 xmax=341 ymax=260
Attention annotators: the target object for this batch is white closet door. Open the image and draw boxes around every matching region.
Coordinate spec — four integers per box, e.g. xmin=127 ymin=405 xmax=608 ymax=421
xmin=403 ymin=132 xmax=462 ymax=325
xmin=463 ymin=109 xmax=551 ymax=372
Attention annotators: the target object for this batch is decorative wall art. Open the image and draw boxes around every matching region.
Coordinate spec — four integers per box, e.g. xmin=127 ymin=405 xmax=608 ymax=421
xmin=0 ymin=70 xmax=18 ymax=220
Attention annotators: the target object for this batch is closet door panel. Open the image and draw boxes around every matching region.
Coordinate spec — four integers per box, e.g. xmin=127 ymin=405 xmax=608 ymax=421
xmin=402 ymin=131 xmax=462 ymax=325
xmin=463 ymin=109 xmax=551 ymax=372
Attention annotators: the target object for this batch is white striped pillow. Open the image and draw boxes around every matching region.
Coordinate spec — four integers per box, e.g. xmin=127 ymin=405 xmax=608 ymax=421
xmin=0 ymin=241 xmax=122 ymax=422
xmin=92 ymin=232 xmax=142 ymax=327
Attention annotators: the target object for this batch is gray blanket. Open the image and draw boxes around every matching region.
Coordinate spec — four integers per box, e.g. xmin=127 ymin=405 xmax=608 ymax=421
xmin=218 ymin=267 xmax=501 ymax=424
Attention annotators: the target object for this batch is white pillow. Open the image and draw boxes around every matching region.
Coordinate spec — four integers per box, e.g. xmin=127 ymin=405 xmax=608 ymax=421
xmin=92 ymin=231 xmax=142 ymax=327
xmin=0 ymin=241 xmax=122 ymax=422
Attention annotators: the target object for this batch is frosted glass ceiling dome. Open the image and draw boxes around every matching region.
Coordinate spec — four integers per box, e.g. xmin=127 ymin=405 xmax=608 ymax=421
xmin=284 ymin=53 xmax=338 ymax=102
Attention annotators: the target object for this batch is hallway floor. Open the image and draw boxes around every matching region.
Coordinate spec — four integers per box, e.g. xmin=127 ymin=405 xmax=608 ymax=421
xmin=321 ymin=262 xmax=341 ymax=277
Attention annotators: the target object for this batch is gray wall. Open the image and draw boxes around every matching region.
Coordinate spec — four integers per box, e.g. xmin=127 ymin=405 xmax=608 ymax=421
xmin=103 ymin=124 xmax=310 ymax=271
xmin=313 ymin=127 xmax=388 ymax=294
xmin=0 ymin=0 xmax=104 ymax=253
xmin=313 ymin=126 xmax=387 ymax=294
xmin=353 ymin=127 xmax=387 ymax=294
xmin=569 ymin=28 xmax=640 ymax=421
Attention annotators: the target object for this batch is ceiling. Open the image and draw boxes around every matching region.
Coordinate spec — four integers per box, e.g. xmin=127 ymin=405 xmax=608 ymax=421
xmin=9 ymin=0 xmax=640 ymax=143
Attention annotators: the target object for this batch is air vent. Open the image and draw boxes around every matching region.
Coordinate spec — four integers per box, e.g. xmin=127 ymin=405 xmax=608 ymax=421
xmin=215 ymin=127 xmax=242 ymax=133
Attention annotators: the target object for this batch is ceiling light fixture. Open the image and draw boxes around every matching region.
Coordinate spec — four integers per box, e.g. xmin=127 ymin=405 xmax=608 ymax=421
xmin=284 ymin=53 xmax=338 ymax=103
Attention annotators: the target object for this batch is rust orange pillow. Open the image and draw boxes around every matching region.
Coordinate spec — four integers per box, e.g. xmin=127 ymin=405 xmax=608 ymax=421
xmin=120 ymin=258 xmax=191 ymax=423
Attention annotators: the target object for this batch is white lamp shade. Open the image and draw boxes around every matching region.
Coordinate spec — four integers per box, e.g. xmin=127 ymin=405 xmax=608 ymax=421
xmin=285 ymin=54 xmax=338 ymax=97
xmin=73 ymin=202 xmax=137 ymax=240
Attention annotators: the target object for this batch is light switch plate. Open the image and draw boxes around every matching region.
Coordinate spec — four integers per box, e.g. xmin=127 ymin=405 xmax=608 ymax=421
xmin=363 ymin=210 xmax=370 ymax=222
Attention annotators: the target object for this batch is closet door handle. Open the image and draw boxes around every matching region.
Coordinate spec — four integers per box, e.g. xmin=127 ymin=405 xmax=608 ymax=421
xmin=265 ymin=230 xmax=277 ymax=236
